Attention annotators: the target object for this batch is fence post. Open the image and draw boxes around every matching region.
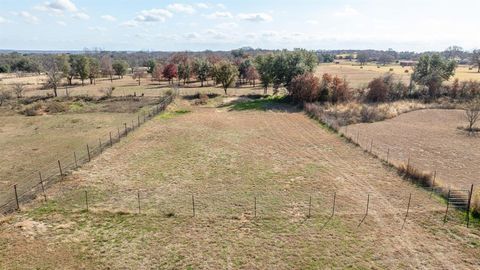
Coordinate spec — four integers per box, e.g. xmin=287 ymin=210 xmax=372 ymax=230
xmin=386 ymin=148 xmax=390 ymax=163
xmin=14 ymin=185 xmax=20 ymax=211
xmin=308 ymin=195 xmax=312 ymax=218
xmin=254 ymin=196 xmax=257 ymax=218
xmin=124 ymin=123 xmax=127 ymax=136
xmin=332 ymin=192 xmax=336 ymax=217
xmin=74 ymin=151 xmax=78 ymax=168
xmin=58 ymin=160 xmax=63 ymax=180
xmin=402 ymin=193 xmax=412 ymax=230
xmin=132 ymin=120 xmax=134 ymax=131
xmin=365 ymin=194 xmax=370 ymax=216
xmin=192 ymin=195 xmax=195 ymax=217
xmin=466 ymin=184 xmax=474 ymax=228
xmin=356 ymin=131 xmax=360 ymax=145
xmin=39 ymin=172 xmax=47 ymax=202
xmin=444 ymin=190 xmax=451 ymax=223
xmin=137 ymin=191 xmax=141 ymax=214
xmin=87 ymin=144 xmax=91 ymax=162
xmin=85 ymin=190 xmax=89 ymax=212
xmin=99 ymin=138 xmax=102 ymax=153
xmin=117 ymin=128 xmax=120 ymax=139
xmin=109 ymin=132 xmax=113 ymax=147
xmin=138 ymin=115 xmax=140 ymax=127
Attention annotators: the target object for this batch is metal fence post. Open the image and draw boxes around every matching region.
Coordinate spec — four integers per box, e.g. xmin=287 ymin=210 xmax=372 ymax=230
xmin=14 ymin=185 xmax=19 ymax=211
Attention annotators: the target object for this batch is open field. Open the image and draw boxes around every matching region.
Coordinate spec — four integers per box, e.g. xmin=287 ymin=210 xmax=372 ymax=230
xmin=316 ymin=62 xmax=480 ymax=88
xmin=0 ymin=98 xmax=478 ymax=269
xmin=342 ymin=109 xmax=480 ymax=194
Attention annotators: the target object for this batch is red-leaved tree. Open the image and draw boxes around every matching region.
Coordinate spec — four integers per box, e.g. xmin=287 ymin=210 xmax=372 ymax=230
xmin=162 ymin=64 xmax=178 ymax=84
xmin=289 ymin=73 xmax=320 ymax=102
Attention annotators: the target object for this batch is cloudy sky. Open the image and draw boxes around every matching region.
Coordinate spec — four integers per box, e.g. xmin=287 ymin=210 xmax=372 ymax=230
xmin=0 ymin=0 xmax=479 ymax=52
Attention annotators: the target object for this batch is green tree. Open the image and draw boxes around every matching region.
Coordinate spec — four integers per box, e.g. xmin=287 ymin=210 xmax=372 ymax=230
xmin=76 ymin=56 xmax=90 ymax=86
xmin=357 ymin=53 xmax=369 ymax=66
xmin=412 ymin=54 xmax=456 ymax=98
xmin=178 ymin=62 xmax=191 ymax=85
xmin=254 ymin=54 xmax=275 ymax=94
xmin=213 ymin=61 xmax=238 ymax=95
xmin=146 ymin=59 xmax=156 ymax=74
xmin=88 ymin=57 xmax=100 ymax=85
xmin=193 ymin=58 xmax=211 ymax=87
xmin=112 ymin=60 xmax=128 ymax=79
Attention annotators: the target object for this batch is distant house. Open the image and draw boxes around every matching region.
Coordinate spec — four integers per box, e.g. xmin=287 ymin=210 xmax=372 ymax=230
xmin=399 ymin=61 xmax=417 ymax=67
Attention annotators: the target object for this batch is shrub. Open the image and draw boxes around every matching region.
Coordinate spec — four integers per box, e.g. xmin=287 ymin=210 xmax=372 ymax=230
xmin=45 ymin=102 xmax=68 ymax=113
xmin=366 ymin=77 xmax=388 ymax=102
xmin=398 ymin=163 xmax=432 ymax=187
xmin=289 ymin=73 xmax=320 ymax=102
xmin=101 ymin=86 xmax=115 ymax=98
xmin=330 ymin=76 xmax=351 ymax=103
xmin=21 ymin=103 xmax=42 ymax=116
xmin=0 ymin=89 xmax=12 ymax=106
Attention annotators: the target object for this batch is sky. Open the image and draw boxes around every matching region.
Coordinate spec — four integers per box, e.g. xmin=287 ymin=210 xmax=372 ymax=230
xmin=0 ymin=0 xmax=479 ymax=52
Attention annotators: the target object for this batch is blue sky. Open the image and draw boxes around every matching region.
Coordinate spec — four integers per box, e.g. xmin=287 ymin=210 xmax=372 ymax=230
xmin=0 ymin=0 xmax=479 ymax=51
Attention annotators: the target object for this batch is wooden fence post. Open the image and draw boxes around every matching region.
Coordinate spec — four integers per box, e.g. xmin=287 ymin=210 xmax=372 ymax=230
xmin=85 ymin=190 xmax=89 ymax=212
xmin=402 ymin=193 xmax=412 ymax=230
xmin=308 ymin=195 xmax=312 ymax=218
xmin=138 ymin=115 xmax=140 ymax=127
xmin=124 ymin=123 xmax=127 ymax=136
xmin=137 ymin=191 xmax=141 ymax=214
xmin=74 ymin=151 xmax=78 ymax=168
xmin=109 ymin=132 xmax=113 ymax=147
xmin=58 ymin=160 xmax=63 ymax=180
xmin=466 ymin=184 xmax=474 ymax=228
xmin=254 ymin=196 xmax=257 ymax=218
xmin=14 ymin=185 xmax=19 ymax=211
xmin=39 ymin=172 xmax=47 ymax=202
xmin=99 ymin=138 xmax=102 ymax=153
xmin=192 ymin=195 xmax=195 ymax=217
xmin=87 ymin=144 xmax=91 ymax=162
xmin=366 ymin=194 xmax=370 ymax=216
xmin=332 ymin=192 xmax=336 ymax=217
xmin=444 ymin=190 xmax=451 ymax=223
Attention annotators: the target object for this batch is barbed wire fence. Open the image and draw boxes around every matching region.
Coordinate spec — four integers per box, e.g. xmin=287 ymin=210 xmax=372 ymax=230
xmin=0 ymin=93 xmax=174 ymax=215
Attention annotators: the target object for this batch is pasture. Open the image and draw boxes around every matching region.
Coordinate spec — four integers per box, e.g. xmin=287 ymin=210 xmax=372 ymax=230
xmin=0 ymin=97 xmax=479 ymax=269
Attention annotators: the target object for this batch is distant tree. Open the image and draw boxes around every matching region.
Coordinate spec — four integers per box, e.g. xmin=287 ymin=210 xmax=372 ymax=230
xmin=238 ymin=59 xmax=253 ymax=84
xmin=444 ymin=45 xmax=463 ymax=60
xmin=133 ymin=68 xmax=146 ymax=85
xmin=245 ymin=65 xmax=259 ymax=87
xmin=88 ymin=57 xmax=100 ymax=85
xmin=254 ymin=54 xmax=275 ymax=94
xmin=357 ymin=53 xmax=369 ymax=66
xmin=100 ymin=55 xmax=114 ymax=82
xmin=472 ymin=49 xmax=480 ymax=73
xmin=465 ymin=100 xmax=480 ymax=134
xmin=178 ymin=62 xmax=191 ymax=85
xmin=12 ymin=83 xmax=26 ymax=98
xmin=43 ymin=55 xmax=69 ymax=97
xmin=112 ymin=60 xmax=128 ymax=79
xmin=193 ymin=58 xmax=211 ymax=87
xmin=152 ymin=63 xmax=163 ymax=82
xmin=412 ymin=54 xmax=456 ymax=98
xmin=162 ymin=63 xmax=178 ymax=84
xmin=0 ymin=64 xmax=10 ymax=73
xmin=319 ymin=54 xmax=334 ymax=63
xmin=213 ymin=61 xmax=238 ymax=95
xmin=76 ymin=56 xmax=90 ymax=86
xmin=146 ymin=59 xmax=156 ymax=74
xmin=378 ymin=54 xmax=394 ymax=66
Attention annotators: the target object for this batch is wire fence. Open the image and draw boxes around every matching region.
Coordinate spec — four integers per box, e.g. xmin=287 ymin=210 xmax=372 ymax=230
xmin=339 ymin=126 xmax=478 ymax=225
xmin=0 ymin=93 xmax=174 ymax=215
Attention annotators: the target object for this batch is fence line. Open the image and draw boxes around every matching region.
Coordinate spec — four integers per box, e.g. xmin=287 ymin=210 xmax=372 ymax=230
xmin=0 ymin=94 xmax=174 ymax=215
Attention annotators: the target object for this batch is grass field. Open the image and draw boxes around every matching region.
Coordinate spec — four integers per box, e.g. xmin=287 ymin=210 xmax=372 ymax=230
xmin=0 ymin=97 xmax=478 ymax=269
xmin=316 ymin=61 xmax=480 ymax=88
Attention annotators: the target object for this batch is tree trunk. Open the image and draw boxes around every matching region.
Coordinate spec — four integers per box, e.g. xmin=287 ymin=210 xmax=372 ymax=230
xmin=81 ymin=79 xmax=84 ymax=86
xmin=224 ymin=87 xmax=227 ymax=95
xmin=53 ymin=85 xmax=58 ymax=97
xmin=201 ymin=80 xmax=204 ymax=87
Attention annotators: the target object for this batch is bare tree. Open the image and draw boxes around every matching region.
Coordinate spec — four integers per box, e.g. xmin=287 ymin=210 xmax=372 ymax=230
xmin=465 ymin=100 xmax=480 ymax=135
xmin=44 ymin=55 xmax=69 ymax=97
xmin=133 ymin=68 xmax=146 ymax=86
xmin=12 ymin=83 xmax=26 ymax=98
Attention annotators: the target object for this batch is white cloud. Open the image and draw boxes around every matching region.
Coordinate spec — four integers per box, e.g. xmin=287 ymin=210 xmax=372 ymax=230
xmin=56 ymin=20 xmax=66 ymax=26
xmin=101 ymin=15 xmax=117 ymax=22
xmin=135 ymin=9 xmax=173 ymax=22
xmin=306 ymin=20 xmax=319 ymax=25
xmin=334 ymin=5 xmax=360 ymax=17
xmin=205 ymin=11 xmax=233 ymax=19
xmin=37 ymin=0 xmax=78 ymax=13
xmin=217 ymin=4 xmax=226 ymax=9
xmin=216 ymin=22 xmax=238 ymax=29
xmin=0 ymin=16 xmax=6 ymax=24
xmin=73 ymin=12 xmax=90 ymax=20
xmin=196 ymin=3 xmax=209 ymax=9
xmin=238 ymin=13 xmax=273 ymax=22
xmin=167 ymin=3 xmax=195 ymax=14
xmin=120 ymin=20 xmax=138 ymax=28
xmin=15 ymin=11 xmax=39 ymax=24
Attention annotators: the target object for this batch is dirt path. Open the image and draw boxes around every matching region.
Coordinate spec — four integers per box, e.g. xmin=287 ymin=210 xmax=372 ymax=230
xmin=0 ymin=102 xmax=479 ymax=269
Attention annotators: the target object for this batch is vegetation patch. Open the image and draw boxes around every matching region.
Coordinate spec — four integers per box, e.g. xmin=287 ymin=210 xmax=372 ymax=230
xmin=226 ymin=95 xmax=291 ymax=111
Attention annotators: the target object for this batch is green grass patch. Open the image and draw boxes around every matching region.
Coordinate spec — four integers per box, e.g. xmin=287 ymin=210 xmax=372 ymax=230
xmin=227 ymin=95 xmax=290 ymax=111
xmin=158 ymin=109 xmax=191 ymax=119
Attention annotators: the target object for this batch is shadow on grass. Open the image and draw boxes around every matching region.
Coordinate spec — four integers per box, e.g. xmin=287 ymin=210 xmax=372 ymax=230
xmin=220 ymin=95 xmax=301 ymax=113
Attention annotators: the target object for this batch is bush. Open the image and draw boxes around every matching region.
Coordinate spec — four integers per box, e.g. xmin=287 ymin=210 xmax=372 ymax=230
xmin=45 ymin=102 xmax=68 ymax=113
xmin=101 ymin=86 xmax=115 ymax=98
xmin=366 ymin=77 xmax=388 ymax=102
xmin=330 ymin=76 xmax=351 ymax=103
xmin=289 ymin=73 xmax=320 ymax=102
xmin=21 ymin=103 xmax=42 ymax=116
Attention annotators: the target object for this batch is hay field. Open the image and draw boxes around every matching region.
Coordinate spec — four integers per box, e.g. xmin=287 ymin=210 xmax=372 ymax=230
xmin=0 ymin=98 xmax=478 ymax=269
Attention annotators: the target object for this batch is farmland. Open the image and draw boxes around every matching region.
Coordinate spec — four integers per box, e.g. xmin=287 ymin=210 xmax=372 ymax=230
xmin=0 ymin=97 xmax=479 ymax=269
